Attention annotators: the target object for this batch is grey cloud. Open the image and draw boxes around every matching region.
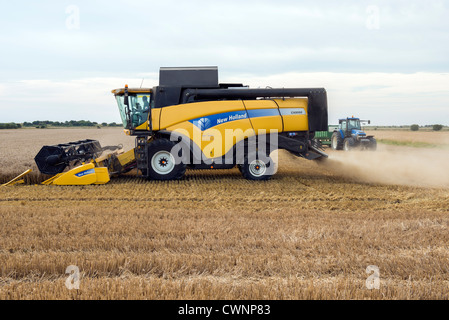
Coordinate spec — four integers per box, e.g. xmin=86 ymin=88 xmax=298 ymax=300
xmin=0 ymin=0 xmax=448 ymax=80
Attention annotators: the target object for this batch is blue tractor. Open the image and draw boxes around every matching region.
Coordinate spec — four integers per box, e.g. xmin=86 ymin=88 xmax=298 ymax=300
xmin=331 ymin=117 xmax=377 ymax=151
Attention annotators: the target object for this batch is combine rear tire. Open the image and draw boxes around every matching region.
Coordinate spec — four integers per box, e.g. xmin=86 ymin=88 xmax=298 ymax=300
xmin=147 ymin=139 xmax=186 ymax=180
xmin=331 ymin=132 xmax=344 ymax=150
xmin=240 ymin=152 xmax=275 ymax=181
xmin=343 ymin=137 xmax=356 ymax=151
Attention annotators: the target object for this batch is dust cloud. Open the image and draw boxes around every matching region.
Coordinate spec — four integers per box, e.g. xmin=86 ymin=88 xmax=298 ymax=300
xmin=322 ymin=145 xmax=449 ymax=189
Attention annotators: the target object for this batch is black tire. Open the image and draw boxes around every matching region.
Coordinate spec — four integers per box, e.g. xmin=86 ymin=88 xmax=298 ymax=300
xmin=240 ymin=152 xmax=275 ymax=181
xmin=343 ymin=137 xmax=356 ymax=151
xmin=147 ymin=139 xmax=186 ymax=180
xmin=368 ymin=137 xmax=377 ymax=151
xmin=331 ymin=132 xmax=344 ymax=150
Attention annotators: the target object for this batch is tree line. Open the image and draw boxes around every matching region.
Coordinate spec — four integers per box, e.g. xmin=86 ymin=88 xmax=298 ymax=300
xmin=410 ymin=124 xmax=443 ymax=131
xmin=0 ymin=123 xmax=22 ymax=129
xmin=1 ymin=121 xmax=446 ymax=131
xmin=0 ymin=121 xmax=122 ymax=129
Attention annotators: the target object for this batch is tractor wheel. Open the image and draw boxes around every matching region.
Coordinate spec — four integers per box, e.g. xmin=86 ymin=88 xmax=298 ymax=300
xmin=368 ymin=137 xmax=377 ymax=151
xmin=240 ymin=152 xmax=275 ymax=181
xmin=147 ymin=139 xmax=186 ymax=180
xmin=331 ymin=132 xmax=344 ymax=150
xmin=343 ymin=137 xmax=356 ymax=151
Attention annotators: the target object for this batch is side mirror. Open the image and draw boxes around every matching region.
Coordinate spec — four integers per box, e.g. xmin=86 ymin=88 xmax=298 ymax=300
xmin=368 ymin=120 xmax=371 ymax=124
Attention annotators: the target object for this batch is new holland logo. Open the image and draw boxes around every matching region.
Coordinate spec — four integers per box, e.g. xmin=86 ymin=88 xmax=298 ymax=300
xmin=196 ymin=118 xmax=212 ymax=131
xmin=190 ymin=111 xmax=248 ymax=130
xmin=75 ymin=168 xmax=95 ymax=177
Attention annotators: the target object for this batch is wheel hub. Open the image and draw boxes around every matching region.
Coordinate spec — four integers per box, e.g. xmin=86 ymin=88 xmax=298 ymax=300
xmin=159 ymin=158 xmax=168 ymax=167
xmin=249 ymin=160 xmax=267 ymax=177
xmin=151 ymin=151 xmax=175 ymax=175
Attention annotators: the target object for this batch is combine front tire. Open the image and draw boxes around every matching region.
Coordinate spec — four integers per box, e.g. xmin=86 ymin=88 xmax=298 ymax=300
xmin=331 ymin=132 xmax=343 ymax=150
xmin=240 ymin=152 xmax=275 ymax=181
xmin=147 ymin=139 xmax=186 ymax=180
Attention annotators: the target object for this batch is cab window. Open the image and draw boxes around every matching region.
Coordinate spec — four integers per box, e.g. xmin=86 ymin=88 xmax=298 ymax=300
xmin=348 ymin=120 xmax=360 ymax=130
xmin=115 ymin=93 xmax=152 ymax=129
xmin=130 ymin=94 xmax=151 ymax=128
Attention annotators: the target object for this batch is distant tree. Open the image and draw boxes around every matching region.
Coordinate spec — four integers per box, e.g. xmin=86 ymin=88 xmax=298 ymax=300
xmin=21 ymin=120 xmax=112 ymax=127
xmin=101 ymin=122 xmax=108 ymax=127
xmin=432 ymin=124 xmax=443 ymax=131
xmin=86 ymin=120 xmax=95 ymax=126
xmin=108 ymin=122 xmax=117 ymax=127
xmin=0 ymin=123 xmax=21 ymax=129
xmin=410 ymin=124 xmax=419 ymax=131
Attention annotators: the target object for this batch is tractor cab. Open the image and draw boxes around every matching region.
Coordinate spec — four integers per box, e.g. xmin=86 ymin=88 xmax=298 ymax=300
xmin=332 ymin=117 xmax=376 ymax=151
xmin=339 ymin=117 xmax=368 ymax=139
xmin=111 ymin=86 xmax=153 ymax=132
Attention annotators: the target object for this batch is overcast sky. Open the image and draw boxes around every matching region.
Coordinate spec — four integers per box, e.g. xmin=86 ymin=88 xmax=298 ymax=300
xmin=0 ymin=0 xmax=448 ymax=125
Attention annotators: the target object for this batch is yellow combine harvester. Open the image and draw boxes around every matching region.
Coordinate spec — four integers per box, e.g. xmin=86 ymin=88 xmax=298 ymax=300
xmin=34 ymin=67 xmax=328 ymax=185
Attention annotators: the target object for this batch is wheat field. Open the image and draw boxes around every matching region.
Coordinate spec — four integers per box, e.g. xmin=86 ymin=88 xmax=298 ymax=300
xmin=365 ymin=130 xmax=449 ymax=145
xmin=1 ymin=129 xmax=449 ymax=299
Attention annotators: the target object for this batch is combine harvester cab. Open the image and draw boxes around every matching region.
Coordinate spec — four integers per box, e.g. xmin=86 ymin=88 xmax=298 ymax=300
xmin=33 ymin=66 xmax=330 ymax=185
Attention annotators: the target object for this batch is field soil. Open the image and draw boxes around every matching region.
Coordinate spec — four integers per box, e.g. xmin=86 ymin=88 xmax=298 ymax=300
xmin=365 ymin=130 xmax=449 ymax=145
xmin=1 ymin=129 xmax=448 ymax=299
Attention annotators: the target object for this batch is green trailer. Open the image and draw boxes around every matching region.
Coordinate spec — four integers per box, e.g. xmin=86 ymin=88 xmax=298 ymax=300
xmin=315 ymin=125 xmax=338 ymax=146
